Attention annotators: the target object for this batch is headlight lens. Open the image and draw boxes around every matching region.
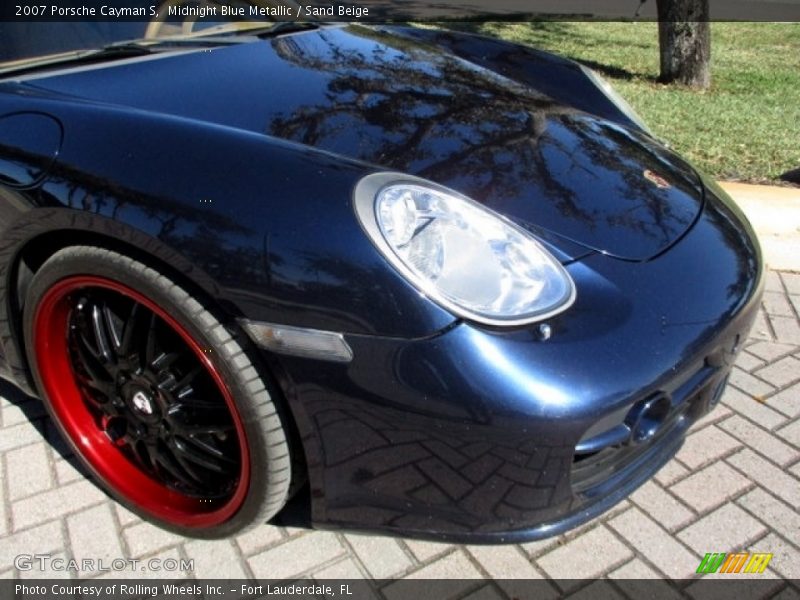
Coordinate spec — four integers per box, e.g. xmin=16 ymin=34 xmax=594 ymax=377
xmin=354 ymin=174 xmax=576 ymax=326
xmin=580 ymin=65 xmax=653 ymax=136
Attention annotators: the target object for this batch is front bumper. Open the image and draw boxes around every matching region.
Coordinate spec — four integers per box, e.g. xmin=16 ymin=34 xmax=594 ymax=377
xmin=267 ymin=183 xmax=764 ymax=543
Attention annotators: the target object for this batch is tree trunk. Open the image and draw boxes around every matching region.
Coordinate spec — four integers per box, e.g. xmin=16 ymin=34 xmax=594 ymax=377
xmin=656 ymin=0 xmax=711 ymax=89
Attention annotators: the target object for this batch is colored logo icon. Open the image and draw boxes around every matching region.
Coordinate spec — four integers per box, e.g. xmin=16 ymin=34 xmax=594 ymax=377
xmin=696 ymin=552 xmax=773 ymax=574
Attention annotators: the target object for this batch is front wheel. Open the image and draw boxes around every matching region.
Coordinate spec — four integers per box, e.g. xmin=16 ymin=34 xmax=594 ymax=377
xmin=23 ymin=246 xmax=293 ymax=537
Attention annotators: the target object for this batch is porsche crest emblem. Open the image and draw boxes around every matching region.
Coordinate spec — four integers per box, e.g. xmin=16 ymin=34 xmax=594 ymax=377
xmin=644 ymin=169 xmax=672 ymax=189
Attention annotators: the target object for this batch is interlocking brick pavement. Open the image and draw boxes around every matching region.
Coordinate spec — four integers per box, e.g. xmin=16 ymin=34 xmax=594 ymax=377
xmin=1 ymin=270 xmax=799 ymax=593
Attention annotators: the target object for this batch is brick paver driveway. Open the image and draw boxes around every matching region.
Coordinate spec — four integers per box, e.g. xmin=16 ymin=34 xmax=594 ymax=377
xmin=1 ymin=270 xmax=798 ymax=592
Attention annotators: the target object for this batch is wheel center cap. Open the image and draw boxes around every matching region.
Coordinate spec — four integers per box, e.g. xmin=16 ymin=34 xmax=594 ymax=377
xmin=131 ymin=390 xmax=154 ymax=415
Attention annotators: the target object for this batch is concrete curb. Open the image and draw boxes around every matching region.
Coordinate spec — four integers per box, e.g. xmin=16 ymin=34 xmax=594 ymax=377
xmin=719 ymin=182 xmax=800 ymax=272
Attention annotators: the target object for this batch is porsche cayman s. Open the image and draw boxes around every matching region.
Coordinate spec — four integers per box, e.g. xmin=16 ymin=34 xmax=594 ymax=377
xmin=0 ymin=21 xmax=763 ymax=541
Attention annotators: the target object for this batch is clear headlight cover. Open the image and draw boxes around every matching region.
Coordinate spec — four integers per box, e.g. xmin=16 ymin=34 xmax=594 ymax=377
xmin=353 ymin=173 xmax=576 ymax=326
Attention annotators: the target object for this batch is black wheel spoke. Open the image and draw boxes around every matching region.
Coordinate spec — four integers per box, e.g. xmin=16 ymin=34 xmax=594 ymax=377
xmin=72 ymin=328 xmax=116 ymax=383
xmin=76 ymin=376 xmax=115 ymax=403
xmin=169 ymin=397 xmax=232 ymax=412
xmin=153 ymin=443 xmax=203 ymax=489
xmin=185 ymin=435 xmax=235 ymax=463
xmin=102 ymin=304 xmax=122 ymax=350
xmin=102 ymin=416 xmax=127 ymax=443
xmin=167 ymin=365 xmax=201 ymax=395
xmin=166 ymin=402 xmax=234 ymax=436
xmin=65 ymin=284 xmax=242 ymax=501
xmin=120 ymin=303 xmax=157 ymax=370
xmin=90 ymin=303 xmax=116 ymax=364
xmin=119 ymin=302 xmax=141 ymax=356
xmin=170 ymin=436 xmax=230 ymax=473
xmin=177 ymin=423 xmax=235 ymax=437
xmin=151 ymin=351 xmax=180 ymax=372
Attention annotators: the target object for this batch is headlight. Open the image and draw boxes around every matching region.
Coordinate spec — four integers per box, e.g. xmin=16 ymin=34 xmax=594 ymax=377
xmin=353 ymin=173 xmax=576 ymax=326
xmin=580 ymin=65 xmax=653 ymax=136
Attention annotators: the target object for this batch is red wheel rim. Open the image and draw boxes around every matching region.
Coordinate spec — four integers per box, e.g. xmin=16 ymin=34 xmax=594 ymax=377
xmin=33 ymin=276 xmax=250 ymax=528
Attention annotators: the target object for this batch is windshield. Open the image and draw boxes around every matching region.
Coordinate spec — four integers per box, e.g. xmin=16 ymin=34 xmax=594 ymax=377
xmin=0 ymin=3 xmax=299 ymax=68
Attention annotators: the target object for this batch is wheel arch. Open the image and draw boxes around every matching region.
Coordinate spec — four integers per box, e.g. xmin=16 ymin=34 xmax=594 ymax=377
xmin=5 ymin=223 xmax=309 ymax=494
xmin=7 ymin=225 xmax=223 ymax=388
xmin=14 ymin=227 xmax=232 ymax=329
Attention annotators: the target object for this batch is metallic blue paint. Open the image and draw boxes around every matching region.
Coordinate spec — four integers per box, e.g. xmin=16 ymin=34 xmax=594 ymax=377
xmin=24 ymin=25 xmax=704 ymax=262
xmin=0 ymin=23 xmax=763 ymax=541
xmin=268 ymin=182 xmax=761 ymax=541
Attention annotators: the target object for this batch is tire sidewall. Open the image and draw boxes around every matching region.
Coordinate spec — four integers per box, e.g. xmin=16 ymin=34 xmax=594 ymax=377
xmin=23 ymin=247 xmax=289 ymax=538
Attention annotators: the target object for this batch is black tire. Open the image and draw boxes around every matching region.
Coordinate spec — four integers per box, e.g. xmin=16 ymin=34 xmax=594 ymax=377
xmin=23 ymin=245 xmax=293 ymax=537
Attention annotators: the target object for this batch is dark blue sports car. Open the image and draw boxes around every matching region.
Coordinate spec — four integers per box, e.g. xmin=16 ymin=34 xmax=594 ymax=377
xmin=0 ymin=19 xmax=763 ymax=542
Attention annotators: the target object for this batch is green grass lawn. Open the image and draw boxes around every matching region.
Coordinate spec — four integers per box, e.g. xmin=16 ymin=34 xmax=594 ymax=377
xmin=448 ymin=22 xmax=800 ymax=183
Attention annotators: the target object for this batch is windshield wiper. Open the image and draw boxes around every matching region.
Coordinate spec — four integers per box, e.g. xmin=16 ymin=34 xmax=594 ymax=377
xmin=0 ymin=44 xmax=154 ymax=78
xmin=229 ymin=21 xmax=319 ymax=38
xmin=126 ymin=20 xmax=318 ymax=43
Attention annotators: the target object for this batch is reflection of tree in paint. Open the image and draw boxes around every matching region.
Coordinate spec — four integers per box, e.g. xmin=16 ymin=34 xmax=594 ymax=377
xmin=268 ymin=27 xmax=706 ymax=248
xmin=42 ymin=159 xmax=265 ymax=288
xmin=269 ymin=30 xmax=596 ymax=225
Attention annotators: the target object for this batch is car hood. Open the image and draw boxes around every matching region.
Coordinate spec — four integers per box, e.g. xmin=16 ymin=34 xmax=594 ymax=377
xmin=25 ymin=25 xmax=704 ymax=261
